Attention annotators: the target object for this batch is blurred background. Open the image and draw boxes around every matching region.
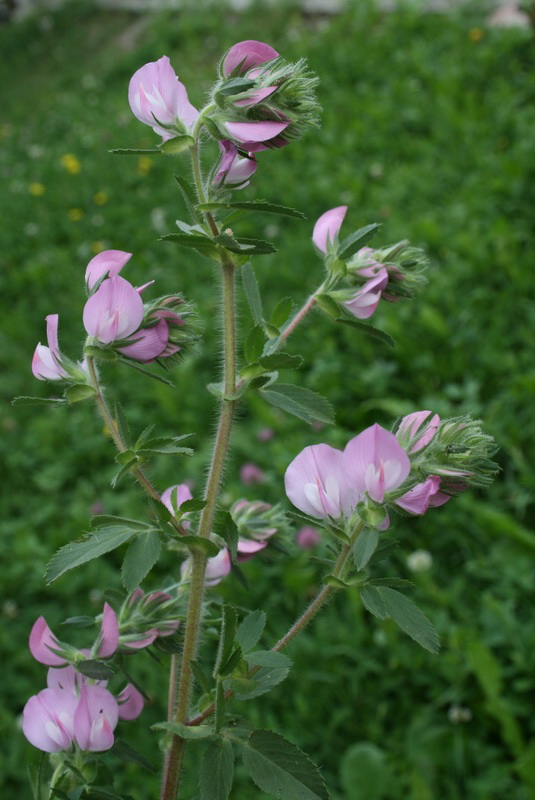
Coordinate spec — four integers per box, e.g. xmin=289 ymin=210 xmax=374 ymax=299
xmin=1 ymin=0 xmax=535 ymax=797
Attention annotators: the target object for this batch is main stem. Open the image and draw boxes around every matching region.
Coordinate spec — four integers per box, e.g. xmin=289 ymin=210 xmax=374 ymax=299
xmin=162 ymin=128 xmax=237 ymax=798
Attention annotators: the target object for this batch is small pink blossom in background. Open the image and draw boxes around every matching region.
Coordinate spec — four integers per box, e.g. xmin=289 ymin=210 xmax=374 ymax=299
xmin=32 ymin=314 xmax=69 ymax=381
xmin=240 ymin=462 xmax=265 ymax=485
xmin=128 ymin=56 xmax=198 ymax=141
xmin=312 ymin=206 xmax=347 ymax=253
xmin=83 ymin=276 xmax=144 ymax=344
xmin=85 ymin=249 xmax=132 ymax=291
xmin=396 ymin=410 xmax=440 ymax=453
xmin=213 ymin=140 xmax=257 ymax=189
xmin=90 ymin=501 xmax=105 ymax=516
xmin=257 ymin=427 xmax=274 ymax=441
xmin=296 ymin=526 xmax=321 ymax=549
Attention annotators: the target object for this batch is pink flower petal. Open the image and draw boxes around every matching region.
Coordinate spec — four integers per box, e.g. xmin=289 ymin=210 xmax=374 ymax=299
xmin=83 ymin=275 xmax=144 ymax=344
xmin=161 ymin=483 xmax=193 ymax=516
xmin=118 ymin=319 xmax=169 ymax=362
xmin=128 ymin=56 xmax=198 ymax=138
xmin=396 ymin=476 xmax=446 ymax=515
xmin=116 ymin=684 xmax=144 ymax=720
xmin=225 ymin=120 xmax=288 ymax=144
xmin=312 ymin=206 xmax=348 ymax=254
xmin=397 ymin=411 xmax=440 ymax=453
xmin=121 ymin=630 xmax=159 ymax=650
xmin=22 ymin=688 xmax=77 ymax=753
xmin=284 ymin=443 xmax=359 ymax=520
xmin=236 ymin=538 xmax=267 ymax=562
xmin=98 ymin=602 xmax=119 ymax=659
xmin=234 ymin=85 xmax=278 ymax=108
xmin=85 ymin=250 xmax=132 ymax=291
xmin=73 ymin=686 xmax=118 ymax=752
xmin=204 ymin=549 xmax=231 ymax=587
xmin=32 ymin=344 xmax=65 ymax=381
xmin=344 ymin=424 xmax=411 ymax=503
xmin=223 ymin=40 xmax=279 ymax=76
xmin=296 ymin=526 xmax=321 ymax=549
xmin=29 ymin=617 xmax=67 ymax=667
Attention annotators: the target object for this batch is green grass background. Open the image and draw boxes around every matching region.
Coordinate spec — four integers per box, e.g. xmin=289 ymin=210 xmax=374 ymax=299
xmin=1 ymin=0 xmax=534 ymax=797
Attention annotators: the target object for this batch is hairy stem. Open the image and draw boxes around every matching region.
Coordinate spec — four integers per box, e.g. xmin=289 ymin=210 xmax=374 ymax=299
xmin=280 ymin=292 xmax=318 ymax=345
xmin=187 ymin=521 xmax=365 ymax=727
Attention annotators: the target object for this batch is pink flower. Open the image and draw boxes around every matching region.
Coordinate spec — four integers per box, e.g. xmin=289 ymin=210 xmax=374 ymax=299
xmin=284 ymin=442 xmax=359 ymax=520
xmin=181 ymin=548 xmax=232 ymax=587
xmin=240 ymin=463 xmax=265 ymax=485
xmin=72 ymin=686 xmax=119 ymax=751
xmin=344 ymin=269 xmax=389 ymax=320
xmin=128 ymin=56 xmax=198 ymax=141
xmin=85 ymin=250 xmax=132 ymax=291
xmin=396 ymin=411 xmax=440 ymax=453
xmin=83 ymin=276 xmax=144 ymax=344
xmin=312 ymin=206 xmax=348 ymax=254
xmin=345 ymin=424 xmax=411 ymax=504
xmin=236 ymin=538 xmax=267 ymax=562
xmin=161 ymin=483 xmax=193 ymax=519
xmin=395 ymin=476 xmax=450 ymax=515
xmin=213 ymin=140 xmax=257 ymax=188
xmin=22 ymin=688 xmax=78 ymax=753
xmin=32 ymin=314 xmax=69 ymax=381
xmin=222 ymin=40 xmax=279 ymax=77
xmin=257 ymin=427 xmax=274 ymax=441
xmin=29 ymin=603 xmax=118 ymax=667
xmin=296 ymin=526 xmax=321 ymax=549
xmin=223 ymin=120 xmax=289 ymax=146
xmin=118 ymin=318 xmax=170 ymax=362
xmin=285 ymin=424 xmax=411 ymax=519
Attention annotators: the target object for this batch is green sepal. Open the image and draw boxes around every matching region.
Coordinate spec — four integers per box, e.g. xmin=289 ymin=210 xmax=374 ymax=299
xmin=180 ymin=536 xmax=220 ymax=557
xmin=159 ymin=135 xmax=194 ymax=154
xmin=64 ymin=384 xmax=96 ymax=403
xmin=315 ymin=293 xmax=341 ymax=318
xmin=76 ymin=659 xmax=115 ymax=680
xmin=84 ymin=345 xmax=118 ymax=361
xmin=337 ymin=222 xmax=381 ymax=259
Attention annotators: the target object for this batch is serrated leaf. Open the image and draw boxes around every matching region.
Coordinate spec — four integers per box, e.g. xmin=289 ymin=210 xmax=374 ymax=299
xmin=152 ymin=721 xmax=214 ymax=740
xmin=261 ymin=384 xmax=334 ymax=425
xmin=159 ymin=232 xmax=218 ymax=259
xmin=244 ymin=650 xmax=292 ymax=670
xmin=239 ymin=729 xmax=330 ymax=800
xmin=111 ymin=457 xmax=138 ymax=488
xmin=121 ymin=531 xmax=161 ymax=592
xmin=337 ymin=223 xmax=381 ymax=260
xmin=361 ymin=585 xmax=439 ymax=653
xmin=236 ymin=237 xmax=277 ymax=255
xmin=337 ymin=317 xmax=395 ymax=348
xmin=159 ymin=135 xmax=194 ymax=154
xmin=174 ymin=175 xmax=203 ymax=224
xmin=109 ymin=148 xmax=160 ymax=155
xmin=242 ymin=263 xmax=263 ymax=325
xmin=259 ymin=352 xmax=302 ymax=370
xmin=179 ymin=498 xmax=207 ymax=513
xmin=235 ymin=610 xmax=266 ymax=653
xmin=213 ymin=232 xmax=246 ymax=252
xmin=229 ymin=664 xmax=289 ymax=700
xmin=116 ymin=449 xmax=137 ymax=466
xmin=191 ymin=660 xmax=214 ymax=694
xmin=353 ymin=528 xmax=379 ymax=571
xmin=216 ymin=511 xmax=239 ymax=564
xmin=113 ymin=739 xmax=155 ymax=772
xmin=46 ymin=526 xmax=138 ymax=583
xmin=214 ymin=605 xmax=239 ymax=677
xmin=229 ymin=200 xmax=306 ymax=219
xmin=366 ymin=536 xmax=400 ymax=566
xmin=244 ymin=325 xmax=265 ymax=364
xmin=118 ymin=358 xmax=175 ymax=386
xmin=200 ymin=738 xmax=234 ymax=800
xmin=367 ymin=578 xmax=414 ymax=589
xmin=64 ymin=385 xmax=96 ymax=403
xmin=270 ymin=296 xmax=294 ymax=328
xmin=77 ymin=660 xmax=115 ymax=680
xmin=12 ymin=395 xmax=66 ymax=406
xmin=60 ymin=615 xmax=95 ymax=628
xmin=219 ymin=646 xmax=243 ymax=677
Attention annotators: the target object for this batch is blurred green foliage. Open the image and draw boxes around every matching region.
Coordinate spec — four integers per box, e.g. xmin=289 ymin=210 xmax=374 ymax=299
xmin=1 ymin=1 xmax=534 ymax=797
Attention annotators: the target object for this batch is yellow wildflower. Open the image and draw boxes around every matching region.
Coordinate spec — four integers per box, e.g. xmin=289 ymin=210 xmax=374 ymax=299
xmin=137 ymin=156 xmax=153 ymax=176
xmin=29 ymin=182 xmax=45 ymax=196
xmin=93 ymin=191 xmax=108 ymax=206
xmin=91 ymin=241 xmax=106 ymax=254
xmin=68 ymin=208 xmax=84 ymax=221
xmin=60 ymin=153 xmax=82 ymax=174
xmin=469 ymin=27 xmax=484 ymax=42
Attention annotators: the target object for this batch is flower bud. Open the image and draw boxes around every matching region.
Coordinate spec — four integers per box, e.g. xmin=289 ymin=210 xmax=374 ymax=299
xmin=346 ymin=241 xmax=428 ymax=300
xmin=231 ymin=499 xmax=288 ymax=542
xmin=396 ymin=410 xmax=440 ymax=453
xmin=118 ymin=588 xmax=181 ymax=650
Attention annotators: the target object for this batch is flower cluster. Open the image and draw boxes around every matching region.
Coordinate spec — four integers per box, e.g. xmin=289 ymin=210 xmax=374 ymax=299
xmin=312 ymin=206 xmax=428 ymax=321
xmin=32 ymin=250 xmax=200 ymax=383
xmin=285 ymin=412 xmax=498 ymax=531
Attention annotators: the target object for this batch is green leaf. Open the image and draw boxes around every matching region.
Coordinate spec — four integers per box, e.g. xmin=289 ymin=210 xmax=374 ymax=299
xmin=242 ymin=263 xmax=264 ymax=326
xmin=336 ymin=317 xmax=396 ymax=348
xmin=159 ymin=232 xmax=218 ymax=259
xmin=337 ymin=223 xmax=381 ymax=259
xmin=46 ymin=526 xmax=139 ymax=583
xmin=244 ymin=651 xmax=292 ymax=670
xmin=213 ymin=232 xmax=247 ymax=252
xmin=174 ymin=175 xmax=203 ymax=224
xmin=180 ymin=536 xmax=220 ymax=557
xmin=111 ymin=457 xmax=138 ymax=488
xmin=61 ymin=615 xmax=95 ymax=628
xmin=236 ymin=236 xmax=277 ymax=255
xmin=200 ymin=738 xmax=235 ymax=800
xmin=259 ymin=352 xmax=303 ymax=370
xmin=77 ymin=660 xmax=115 ymax=680
xmin=82 ymin=788 xmax=126 ymax=800
xmin=324 ymin=575 xmax=352 ymax=589
xmin=159 ymin=135 xmax=194 ymax=154
xmin=367 ymin=578 xmax=414 ymax=590
xmin=315 ymin=293 xmax=341 ymax=318
xmin=191 ymin=660 xmax=214 ymax=694
xmin=219 ymin=646 xmax=243 ymax=677
xmin=340 ymin=742 xmax=389 ymax=800
xmin=152 ymin=721 xmax=214 ymax=740
xmin=121 ymin=531 xmax=161 ymax=592
xmin=360 ymin=586 xmax=440 ymax=653
xmin=84 ymin=345 xmax=118 ymax=361
xmin=179 ymin=498 xmax=207 ymax=513
xmin=118 ymin=358 xmax=175 ymax=386
xmin=261 ymin=384 xmax=334 ymax=425
xmin=113 ymin=739 xmax=155 ymax=773
xmin=109 ymin=148 xmax=160 ymax=155
xmin=214 ymin=604 xmax=239 ymax=677
xmin=353 ymin=529 xmax=379 ymax=571
xmin=137 ymin=434 xmax=194 ymax=456
xmin=229 ymin=664 xmax=290 ymax=700
xmin=235 ymin=610 xmax=266 ymax=653
xmin=64 ymin=385 xmax=96 ymax=404
xmin=12 ymin=395 xmax=66 ymax=406
xmin=229 ymin=200 xmax=306 ymax=219
xmin=239 ymin=729 xmax=330 ymax=800
xmin=216 ymin=511 xmax=239 ymax=564
xmin=270 ymin=297 xmax=294 ymax=328
xmin=244 ymin=325 xmax=265 ymax=364
xmin=116 ymin=449 xmax=137 ymax=466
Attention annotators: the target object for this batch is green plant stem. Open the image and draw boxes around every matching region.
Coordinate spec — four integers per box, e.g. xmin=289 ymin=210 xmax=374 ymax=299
xmin=186 ymin=521 xmax=365 ymax=727
xmin=85 ymin=356 xmax=185 ymax=536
